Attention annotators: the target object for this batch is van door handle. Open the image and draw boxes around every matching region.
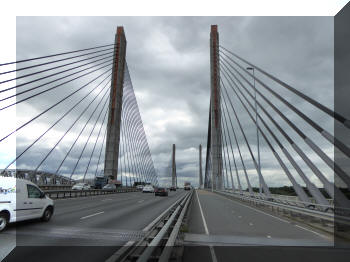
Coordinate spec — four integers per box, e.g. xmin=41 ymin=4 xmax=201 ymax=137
xmin=23 ymin=202 xmax=33 ymax=204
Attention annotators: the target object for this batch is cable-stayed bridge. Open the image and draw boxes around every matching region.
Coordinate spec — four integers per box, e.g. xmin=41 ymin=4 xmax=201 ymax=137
xmin=0 ymin=25 xmax=349 ymax=262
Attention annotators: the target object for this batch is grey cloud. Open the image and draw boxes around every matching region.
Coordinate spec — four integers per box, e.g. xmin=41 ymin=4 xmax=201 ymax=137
xmin=3 ymin=16 xmax=336 ymax=189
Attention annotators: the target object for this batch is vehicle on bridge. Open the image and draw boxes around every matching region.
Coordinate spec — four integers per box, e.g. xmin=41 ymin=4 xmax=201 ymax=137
xmin=0 ymin=177 xmax=54 ymax=232
xmin=134 ymin=181 xmax=147 ymax=187
xmin=169 ymin=186 xmax=176 ymax=191
xmin=155 ymin=187 xmax=169 ymax=196
xmin=102 ymin=184 xmax=117 ymax=190
xmin=184 ymin=182 xmax=191 ymax=190
xmin=93 ymin=176 xmax=108 ymax=189
xmin=71 ymin=183 xmax=90 ymax=190
xmin=136 ymin=185 xmax=144 ymax=190
xmin=142 ymin=185 xmax=154 ymax=193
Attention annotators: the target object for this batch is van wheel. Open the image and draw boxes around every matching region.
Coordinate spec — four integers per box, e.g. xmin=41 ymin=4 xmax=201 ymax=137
xmin=41 ymin=207 xmax=53 ymax=222
xmin=0 ymin=213 xmax=8 ymax=232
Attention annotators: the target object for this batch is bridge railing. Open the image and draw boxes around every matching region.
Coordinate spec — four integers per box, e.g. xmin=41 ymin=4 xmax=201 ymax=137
xmin=106 ymin=190 xmax=193 ymax=262
xmin=225 ymin=189 xmax=334 ymax=210
xmin=44 ymin=187 xmax=138 ymax=199
xmin=39 ymin=185 xmax=74 ymax=190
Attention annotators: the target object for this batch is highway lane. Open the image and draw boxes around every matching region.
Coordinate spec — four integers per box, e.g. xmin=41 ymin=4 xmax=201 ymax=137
xmin=188 ymin=190 xmax=332 ymax=241
xmin=1 ymin=189 xmax=187 ymax=262
xmin=183 ymin=190 xmax=339 ymax=262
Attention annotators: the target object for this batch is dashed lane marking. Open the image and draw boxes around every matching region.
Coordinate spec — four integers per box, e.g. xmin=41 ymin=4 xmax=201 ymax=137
xmin=80 ymin=211 xmax=104 ymax=220
xmin=215 ymin=193 xmax=291 ymax=224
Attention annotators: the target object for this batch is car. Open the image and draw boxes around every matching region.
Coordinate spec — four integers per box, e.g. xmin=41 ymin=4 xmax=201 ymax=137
xmin=184 ymin=185 xmax=191 ymax=191
xmin=155 ymin=187 xmax=169 ymax=196
xmin=169 ymin=186 xmax=176 ymax=191
xmin=142 ymin=185 xmax=154 ymax=193
xmin=0 ymin=177 xmax=54 ymax=232
xmin=136 ymin=185 xmax=144 ymax=191
xmin=102 ymin=184 xmax=117 ymax=190
xmin=72 ymin=183 xmax=90 ymax=190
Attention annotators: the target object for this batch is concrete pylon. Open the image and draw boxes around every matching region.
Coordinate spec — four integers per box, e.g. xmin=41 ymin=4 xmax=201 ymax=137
xmin=199 ymin=144 xmax=203 ymax=188
xmin=210 ymin=25 xmax=223 ymax=190
xmin=104 ymin=27 xmax=127 ymax=180
xmin=172 ymin=144 xmax=176 ymax=187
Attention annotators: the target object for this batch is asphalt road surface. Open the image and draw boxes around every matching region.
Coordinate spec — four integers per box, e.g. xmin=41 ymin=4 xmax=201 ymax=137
xmin=1 ymin=189 xmax=187 ymax=262
xmin=183 ymin=190 xmax=350 ymax=262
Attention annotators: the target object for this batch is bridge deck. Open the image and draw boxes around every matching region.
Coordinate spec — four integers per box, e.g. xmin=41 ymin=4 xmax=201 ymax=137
xmin=183 ymin=189 xmax=337 ymax=262
xmin=188 ymin=189 xmax=331 ymax=240
xmin=1 ymin=190 xmax=186 ymax=261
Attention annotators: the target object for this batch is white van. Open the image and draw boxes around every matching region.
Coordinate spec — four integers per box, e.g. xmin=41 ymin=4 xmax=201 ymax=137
xmin=0 ymin=177 xmax=54 ymax=232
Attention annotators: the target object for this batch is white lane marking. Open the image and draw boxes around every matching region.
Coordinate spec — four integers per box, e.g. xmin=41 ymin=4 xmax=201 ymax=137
xmin=294 ymin=225 xmax=328 ymax=239
xmin=238 ymin=215 xmax=242 ymax=218
xmin=267 ymin=235 xmax=272 ymax=238
xmin=249 ymin=222 xmax=254 ymax=226
xmin=209 ymin=246 xmax=218 ymax=262
xmin=216 ymin=194 xmax=290 ymax=224
xmin=138 ymin=200 xmax=144 ymax=203
xmin=196 ymin=190 xmax=217 ymax=262
xmin=196 ymin=190 xmax=209 ymax=235
xmin=101 ymin=199 xmax=113 ymax=201
xmin=80 ymin=211 xmax=104 ymax=220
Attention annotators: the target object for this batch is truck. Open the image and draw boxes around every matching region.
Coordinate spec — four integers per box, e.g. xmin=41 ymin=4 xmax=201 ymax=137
xmin=94 ymin=176 xmax=108 ymax=189
xmin=184 ymin=182 xmax=191 ymax=190
xmin=94 ymin=177 xmax=122 ymax=189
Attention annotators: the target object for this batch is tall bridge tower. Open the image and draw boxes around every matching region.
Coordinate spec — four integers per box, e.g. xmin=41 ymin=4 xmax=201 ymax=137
xmin=104 ymin=27 xmax=127 ymax=180
xmin=199 ymin=144 xmax=203 ymax=188
xmin=172 ymin=144 xmax=176 ymax=187
xmin=210 ymin=25 xmax=223 ymax=190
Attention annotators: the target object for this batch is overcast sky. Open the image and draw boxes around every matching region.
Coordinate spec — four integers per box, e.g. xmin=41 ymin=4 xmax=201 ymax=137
xmin=0 ymin=16 xmax=345 ymax=189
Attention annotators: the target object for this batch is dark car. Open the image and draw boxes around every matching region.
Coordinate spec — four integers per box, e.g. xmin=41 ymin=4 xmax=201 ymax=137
xmin=169 ymin=186 xmax=176 ymax=191
xmin=155 ymin=187 xmax=168 ymax=196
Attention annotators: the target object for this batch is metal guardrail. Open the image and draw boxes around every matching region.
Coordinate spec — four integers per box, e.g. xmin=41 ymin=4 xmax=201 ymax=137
xmin=238 ymin=191 xmax=334 ymax=206
xmin=39 ymin=185 xmax=73 ymax=190
xmin=105 ymin=190 xmax=193 ymax=262
xmin=158 ymin=190 xmax=193 ymax=262
xmin=214 ymin=190 xmax=350 ymax=227
xmin=222 ymin=190 xmax=345 ymax=212
xmin=44 ymin=188 xmax=138 ymax=199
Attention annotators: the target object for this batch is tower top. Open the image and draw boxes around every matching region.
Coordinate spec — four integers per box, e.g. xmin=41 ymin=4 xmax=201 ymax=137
xmin=117 ymin=26 xmax=124 ymax=35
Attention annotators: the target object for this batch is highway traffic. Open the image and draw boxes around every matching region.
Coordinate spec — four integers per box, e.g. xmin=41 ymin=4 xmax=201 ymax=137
xmin=1 ymin=188 xmax=187 ymax=261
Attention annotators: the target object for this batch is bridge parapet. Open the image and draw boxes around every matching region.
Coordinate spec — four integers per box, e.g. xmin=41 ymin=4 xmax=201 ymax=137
xmin=0 ymin=169 xmax=74 ymax=186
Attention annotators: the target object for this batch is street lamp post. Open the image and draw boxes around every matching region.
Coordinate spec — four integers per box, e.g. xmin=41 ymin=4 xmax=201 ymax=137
xmin=246 ymin=67 xmax=262 ymax=194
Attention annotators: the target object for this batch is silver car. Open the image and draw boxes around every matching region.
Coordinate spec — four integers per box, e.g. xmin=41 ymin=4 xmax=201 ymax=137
xmin=72 ymin=183 xmax=90 ymax=190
